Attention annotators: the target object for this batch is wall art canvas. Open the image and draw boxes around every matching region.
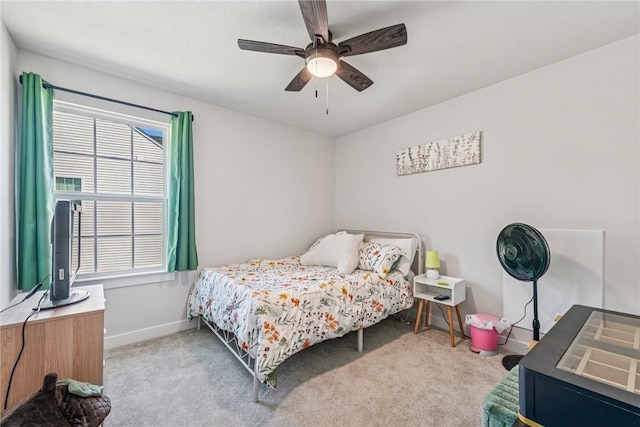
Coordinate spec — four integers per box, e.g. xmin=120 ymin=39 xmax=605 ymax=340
xmin=396 ymin=131 xmax=481 ymax=176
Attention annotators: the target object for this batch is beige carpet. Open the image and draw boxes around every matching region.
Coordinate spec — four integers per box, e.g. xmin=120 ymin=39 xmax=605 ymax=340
xmin=104 ymin=316 xmax=512 ymax=426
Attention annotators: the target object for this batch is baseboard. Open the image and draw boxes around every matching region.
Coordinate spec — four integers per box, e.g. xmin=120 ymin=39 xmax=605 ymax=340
xmin=105 ymin=312 xmax=531 ymax=353
xmin=496 ymin=334 xmax=529 ymax=355
xmin=426 ymin=313 xmax=530 ymax=355
xmin=104 ymin=319 xmax=197 ymax=349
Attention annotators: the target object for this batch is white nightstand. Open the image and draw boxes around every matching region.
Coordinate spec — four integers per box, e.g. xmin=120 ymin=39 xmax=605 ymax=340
xmin=413 ymin=274 xmax=466 ymax=347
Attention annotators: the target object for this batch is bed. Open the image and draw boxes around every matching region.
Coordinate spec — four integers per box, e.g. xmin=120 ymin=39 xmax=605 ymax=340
xmin=186 ymin=229 xmax=423 ymax=401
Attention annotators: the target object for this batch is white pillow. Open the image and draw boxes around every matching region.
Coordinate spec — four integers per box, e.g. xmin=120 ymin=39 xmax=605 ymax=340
xmin=369 ymin=237 xmax=417 ymax=276
xmin=300 ymin=232 xmax=365 ymax=274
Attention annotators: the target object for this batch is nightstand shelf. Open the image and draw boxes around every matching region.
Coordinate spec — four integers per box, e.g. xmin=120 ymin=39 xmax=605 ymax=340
xmin=413 ymin=274 xmax=466 ymax=347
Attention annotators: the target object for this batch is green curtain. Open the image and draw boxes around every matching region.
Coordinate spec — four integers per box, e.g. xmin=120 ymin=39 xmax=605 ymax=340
xmin=167 ymin=111 xmax=198 ymax=272
xmin=16 ymin=72 xmax=54 ymax=291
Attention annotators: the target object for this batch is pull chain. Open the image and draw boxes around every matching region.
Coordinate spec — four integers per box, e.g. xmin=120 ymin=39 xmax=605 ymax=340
xmin=314 ymin=52 xmax=319 ymax=98
xmin=325 ymin=79 xmax=329 ymax=115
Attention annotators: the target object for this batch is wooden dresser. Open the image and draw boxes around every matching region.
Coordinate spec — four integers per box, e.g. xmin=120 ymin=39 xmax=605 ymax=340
xmin=0 ymin=285 xmax=105 ymax=410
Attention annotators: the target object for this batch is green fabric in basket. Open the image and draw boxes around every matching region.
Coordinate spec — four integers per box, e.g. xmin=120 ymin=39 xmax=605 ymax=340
xmin=57 ymin=378 xmax=104 ymax=397
xmin=482 ymin=366 xmax=519 ymax=427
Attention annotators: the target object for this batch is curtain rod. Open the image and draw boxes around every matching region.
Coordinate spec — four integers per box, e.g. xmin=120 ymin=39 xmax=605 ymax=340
xmin=18 ymin=74 xmax=194 ymax=122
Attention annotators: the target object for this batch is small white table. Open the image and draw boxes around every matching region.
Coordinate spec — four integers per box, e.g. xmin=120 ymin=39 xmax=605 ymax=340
xmin=413 ymin=274 xmax=466 ymax=347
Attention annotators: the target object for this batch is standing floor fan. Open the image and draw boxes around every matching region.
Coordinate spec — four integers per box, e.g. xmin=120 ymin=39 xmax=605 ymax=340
xmin=497 ymin=223 xmax=551 ymax=370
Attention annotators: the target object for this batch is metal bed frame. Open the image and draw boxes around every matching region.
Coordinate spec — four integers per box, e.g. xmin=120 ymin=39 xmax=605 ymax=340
xmin=196 ymin=315 xmax=363 ymax=402
xmin=195 ymin=229 xmax=424 ymax=402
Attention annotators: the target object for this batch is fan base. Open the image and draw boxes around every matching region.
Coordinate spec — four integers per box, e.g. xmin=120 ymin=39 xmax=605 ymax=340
xmin=502 ymin=354 xmax=523 ymax=371
xmin=470 ymin=345 xmax=498 ymax=356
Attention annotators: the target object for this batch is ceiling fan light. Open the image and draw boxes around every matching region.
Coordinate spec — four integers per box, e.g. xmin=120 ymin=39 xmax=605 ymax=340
xmin=306 ymin=56 xmax=337 ymax=78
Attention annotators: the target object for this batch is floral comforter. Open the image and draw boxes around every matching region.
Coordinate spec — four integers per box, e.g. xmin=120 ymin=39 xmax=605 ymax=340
xmin=186 ymin=256 xmax=413 ymax=387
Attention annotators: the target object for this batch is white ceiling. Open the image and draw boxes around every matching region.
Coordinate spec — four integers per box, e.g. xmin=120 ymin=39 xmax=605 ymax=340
xmin=2 ymin=1 xmax=638 ymax=138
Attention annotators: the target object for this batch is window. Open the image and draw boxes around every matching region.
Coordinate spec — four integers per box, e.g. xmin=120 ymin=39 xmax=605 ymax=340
xmin=52 ymin=101 xmax=170 ymax=279
xmin=55 ymin=177 xmax=82 ymax=192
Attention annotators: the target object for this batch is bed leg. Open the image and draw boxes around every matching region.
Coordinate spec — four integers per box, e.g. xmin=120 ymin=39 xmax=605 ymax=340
xmin=252 ymin=359 xmax=259 ymax=403
xmin=357 ymin=329 xmax=363 ymax=353
xmin=197 ymin=316 xmax=201 ymax=331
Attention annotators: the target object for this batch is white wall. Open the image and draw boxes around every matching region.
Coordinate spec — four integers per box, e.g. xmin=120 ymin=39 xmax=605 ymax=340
xmin=6 ymin=35 xmax=638 ymax=352
xmin=0 ymin=15 xmax=17 ymax=309
xmin=12 ymin=51 xmax=335 ymax=347
xmin=335 ymin=35 xmax=640 ymax=348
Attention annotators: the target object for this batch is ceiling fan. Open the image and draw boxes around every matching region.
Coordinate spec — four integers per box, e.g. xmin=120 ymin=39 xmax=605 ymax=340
xmin=238 ymin=0 xmax=408 ymax=92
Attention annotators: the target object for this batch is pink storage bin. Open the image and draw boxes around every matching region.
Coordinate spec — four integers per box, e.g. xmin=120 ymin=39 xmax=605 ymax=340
xmin=469 ymin=313 xmax=500 ymax=356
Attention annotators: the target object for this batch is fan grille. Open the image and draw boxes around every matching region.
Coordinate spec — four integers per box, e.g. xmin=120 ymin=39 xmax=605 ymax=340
xmin=496 ymin=223 xmax=550 ymax=282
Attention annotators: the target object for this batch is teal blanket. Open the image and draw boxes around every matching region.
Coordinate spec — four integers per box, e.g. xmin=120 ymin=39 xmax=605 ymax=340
xmin=482 ymin=366 xmax=519 ymax=427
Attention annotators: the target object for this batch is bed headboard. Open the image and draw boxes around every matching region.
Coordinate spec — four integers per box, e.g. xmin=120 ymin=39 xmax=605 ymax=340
xmin=339 ymin=229 xmax=424 ymax=276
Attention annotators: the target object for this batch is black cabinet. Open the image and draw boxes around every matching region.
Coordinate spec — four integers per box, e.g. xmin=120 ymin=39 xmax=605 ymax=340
xmin=519 ymin=305 xmax=640 ymax=426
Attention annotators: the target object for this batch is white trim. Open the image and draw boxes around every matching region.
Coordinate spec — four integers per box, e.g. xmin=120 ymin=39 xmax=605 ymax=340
xmin=55 ymin=192 xmax=163 ymax=203
xmin=52 ymin=99 xmax=171 ymax=277
xmin=104 ymin=319 xmax=196 ymax=349
xmin=412 ymin=307 xmax=530 ymax=355
xmin=76 ymin=270 xmax=176 ymax=290
xmin=54 ymin=100 xmax=169 ymax=129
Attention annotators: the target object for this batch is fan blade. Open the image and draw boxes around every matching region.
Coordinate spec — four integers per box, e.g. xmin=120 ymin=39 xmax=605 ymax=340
xmin=238 ymin=39 xmax=305 ymax=56
xmin=298 ymin=0 xmax=329 ymax=43
xmin=338 ymin=23 xmax=407 ymax=57
xmin=285 ymin=67 xmax=313 ymax=91
xmin=335 ymin=60 xmax=373 ymax=92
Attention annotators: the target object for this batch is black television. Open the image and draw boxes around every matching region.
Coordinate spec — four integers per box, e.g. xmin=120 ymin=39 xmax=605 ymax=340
xmin=40 ymin=200 xmax=89 ymax=309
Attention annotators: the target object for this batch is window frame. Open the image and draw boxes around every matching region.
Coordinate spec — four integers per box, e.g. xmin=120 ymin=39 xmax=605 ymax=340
xmin=55 ymin=176 xmax=82 ymax=192
xmin=52 ymin=100 xmax=171 ymax=284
